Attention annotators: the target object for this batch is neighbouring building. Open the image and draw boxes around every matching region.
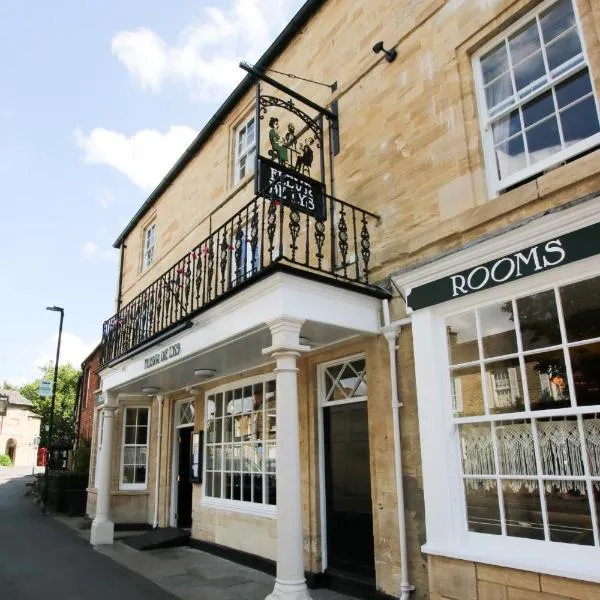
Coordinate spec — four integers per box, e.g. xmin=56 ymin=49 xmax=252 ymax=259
xmin=75 ymin=344 xmax=101 ymax=448
xmin=0 ymin=389 xmax=41 ymax=469
xmin=88 ymin=1 xmax=600 ymax=599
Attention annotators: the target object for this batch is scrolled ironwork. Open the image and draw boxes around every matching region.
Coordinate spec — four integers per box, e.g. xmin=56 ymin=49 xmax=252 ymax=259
xmin=360 ymin=214 xmax=371 ymax=283
xmin=338 ymin=206 xmax=349 ymax=276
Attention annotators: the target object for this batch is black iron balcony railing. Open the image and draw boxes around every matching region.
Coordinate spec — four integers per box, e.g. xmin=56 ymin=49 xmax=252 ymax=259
xmin=100 ymin=190 xmax=380 ymax=366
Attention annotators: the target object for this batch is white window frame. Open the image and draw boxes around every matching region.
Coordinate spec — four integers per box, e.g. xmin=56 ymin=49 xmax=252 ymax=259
xmin=411 ymin=249 xmax=600 ymax=583
xmin=473 ymin=0 xmax=600 ymax=198
xmin=119 ymin=406 xmax=150 ymax=491
xmin=233 ymin=115 xmax=256 ymax=184
xmin=202 ymin=373 xmax=276 ymax=518
xmin=142 ymin=222 xmax=156 ymax=271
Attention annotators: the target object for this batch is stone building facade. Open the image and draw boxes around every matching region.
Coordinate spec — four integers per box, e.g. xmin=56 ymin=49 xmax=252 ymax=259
xmin=0 ymin=389 xmax=41 ymax=469
xmin=87 ymin=1 xmax=600 ymax=599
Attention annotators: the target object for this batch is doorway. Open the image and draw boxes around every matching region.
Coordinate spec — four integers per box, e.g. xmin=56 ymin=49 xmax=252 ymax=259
xmin=171 ymin=400 xmax=195 ymax=528
xmin=319 ymin=357 xmax=375 ymax=582
xmin=6 ymin=439 xmax=16 ymax=464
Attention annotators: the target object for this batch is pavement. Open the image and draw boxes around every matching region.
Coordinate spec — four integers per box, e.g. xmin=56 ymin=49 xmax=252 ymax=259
xmin=0 ymin=467 xmax=355 ymax=600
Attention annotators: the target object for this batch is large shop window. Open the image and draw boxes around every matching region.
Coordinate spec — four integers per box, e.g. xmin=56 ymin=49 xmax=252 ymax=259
xmin=447 ymin=275 xmax=600 ymax=547
xmin=204 ymin=378 xmax=276 ymax=511
xmin=120 ymin=407 xmax=150 ymax=490
xmin=474 ymin=0 xmax=600 ymax=196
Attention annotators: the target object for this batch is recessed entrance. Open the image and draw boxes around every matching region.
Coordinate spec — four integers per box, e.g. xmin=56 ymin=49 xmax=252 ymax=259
xmin=319 ymin=357 xmax=375 ymax=584
xmin=171 ymin=400 xmax=195 ymax=528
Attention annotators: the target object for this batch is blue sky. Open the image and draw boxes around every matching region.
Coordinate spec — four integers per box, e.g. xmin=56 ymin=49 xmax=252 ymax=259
xmin=0 ymin=0 xmax=305 ymax=385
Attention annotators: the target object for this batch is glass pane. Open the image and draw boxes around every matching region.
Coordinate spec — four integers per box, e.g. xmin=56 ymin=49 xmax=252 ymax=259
xmin=522 ymin=91 xmax=555 ymax=127
xmin=527 ymin=116 xmax=561 ymax=163
xmin=136 ymin=447 xmax=147 ymax=469
xmin=138 ymin=408 xmax=148 ymax=426
xmin=526 ymin=350 xmax=571 ymax=410
xmin=514 ymin=53 xmax=547 ymax=96
xmin=556 ymin=70 xmax=593 ymax=109
xmin=126 ymin=409 xmax=136 ymax=426
xmin=480 ymin=301 xmax=518 ymax=358
xmin=125 ymin=426 xmax=136 ymax=444
xmin=486 ymin=362 xmax=525 ymax=413
xmin=537 ymin=418 xmax=584 ymax=476
xmin=446 ymin=312 xmax=478 ymax=365
xmin=540 ymin=0 xmax=576 ymax=45
xmin=214 ymin=446 xmax=223 ymax=472
xmin=122 ymin=466 xmax=135 ymax=484
xmin=247 ymin=120 xmax=255 ymax=144
xmin=224 ymin=473 xmax=232 ymax=499
xmin=464 ymin=479 xmax=501 ymax=535
xmin=136 ymin=425 xmax=148 ymax=445
xmin=242 ymin=473 xmax=252 ymax=502
xmin=560 ymin=276 xmax=600 ymax=342
xmin=266 ymin=442 xmax=276 ymax=473
xmin=215 ymin=393 xmax=224 ymax=418
xmin=492 ymin=110 xmax=522 ymax=144
xmin=134 ymin=466 xmax=146 ymax=484
xmin=232 ymin=473 xmax=241 ymax=501
xmin=517 ymin=290 xmax=562 ymax=351
xmin=207 ymin=396 xmax=216 ymax=419
xmin=509 ymin=22 xmax=542 ymax=66
xmin=452 ymin=366 xmax=485 ymax=417
xmin=205 ymin=472 xmax=213 ymax=496
xmin=502 ymin=479 xmax=545 ymax=539
xmin=206 ymin=446 xmax=215 ymax=470
xmin=583 ymin=416 xmax=600 ymax=476
xmin=570 ymin=343 xmax=600 ymax=407
xmin=123 ymin=446 xmax=136 ymax=465
xmin=495 ymin=134 xmax=526 ymax=179
xmin=253 ymin=474 xmax=263 ymax=504
xmin=561 ymin=97 xmax=600 ymax=147
xmin=496 ymin=420 xmax=535 ymax=474
xmin=485 ymin=72 xmax=514 ymax=112
xmin=213 ymin=472 xmax=222 ymax=498
xmin=459 ymin=424 xmax=495 ymax=475
xmin=545 ymin=480 xmax=593 ymax=545
xmin=546 ymin=28 xmax=582 ymax=73
xmin=267 ymin=474 xmax=276 ymax=505
xmin=481 ymin=43 xmax=509 ymax=84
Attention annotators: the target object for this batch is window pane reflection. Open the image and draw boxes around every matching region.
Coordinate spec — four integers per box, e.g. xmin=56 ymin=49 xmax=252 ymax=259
xmin=570 ymin=343 xmax=600 ymax=407
xmin=524 ymin=350 xmax=571 ymax=410
xmin=480 ymin=302 xmax=518 ymax=358
xmin=517 ymin=290 xmax=562 ymax=350
xmin=446 ymin=312 xmax=478 ymax=365
xmin=502 ymin=479 xmax=545 ymax=540
xmin=545 ymin=481 xmax=593 ymax=545
xmin=464 ymin=479 xmax=501 ymax=535
xmin=486 ymin=360 xmax=525 ymax=413
xmin=452 ymin=366 xmax=485 ymax=417
xmin=560 ymin=276 xmax=600 ymax=342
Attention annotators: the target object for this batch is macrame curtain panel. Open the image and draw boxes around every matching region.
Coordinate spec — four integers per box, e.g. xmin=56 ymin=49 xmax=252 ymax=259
xmin=461 ymin=419 xmax=600 ymax=494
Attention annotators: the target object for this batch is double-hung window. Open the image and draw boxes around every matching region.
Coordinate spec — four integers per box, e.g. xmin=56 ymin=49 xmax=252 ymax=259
xmin=120 ymin=407 xmax=150 ymax=490
xmin=204 ymin=377 xmax=276 ymax=513
xmin=142 ymin=222 xmax=156 ymax=270
xmin=474 ymin=0 xmax=600 ymax=196
xmin=234 ymin=117 xmax=256 ymax=184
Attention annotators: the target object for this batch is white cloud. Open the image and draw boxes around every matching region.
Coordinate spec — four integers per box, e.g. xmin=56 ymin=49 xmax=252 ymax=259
xmin=35 ymin=332 xmax=99 ymax=370
xmin=99 ymin=188 xmax=115 ymax=209
xmin=81 ymin=241 xmax=118 ymax=262
xmin=112 ymin=0 xmax=302 ymax=100
xmin=75 ymin=125 xmax=198 ymax=191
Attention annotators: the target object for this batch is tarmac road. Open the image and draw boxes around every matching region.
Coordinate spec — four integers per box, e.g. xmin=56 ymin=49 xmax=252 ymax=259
xmin=0 ymin=467 xmax=179 ymax=600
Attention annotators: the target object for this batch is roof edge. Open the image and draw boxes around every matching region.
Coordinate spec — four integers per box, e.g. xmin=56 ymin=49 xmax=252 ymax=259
xmin=113 ymin=0 xmax=327 ymax=249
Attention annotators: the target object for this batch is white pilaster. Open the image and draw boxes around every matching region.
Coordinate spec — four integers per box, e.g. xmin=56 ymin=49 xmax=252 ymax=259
xmin=263 ymin=317 xmax=312 ymax=600
xmin=91 ymin=395 xmax=117 ymax=545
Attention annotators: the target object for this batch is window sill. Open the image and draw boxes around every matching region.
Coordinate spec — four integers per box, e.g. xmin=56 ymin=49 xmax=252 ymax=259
xmin=202 ymin=496 xmax=276 ymax=519
xmin=423 ymin=534 xmax=600 ymax=584
xmin=116 ymin=488 xmax=149 ymax=495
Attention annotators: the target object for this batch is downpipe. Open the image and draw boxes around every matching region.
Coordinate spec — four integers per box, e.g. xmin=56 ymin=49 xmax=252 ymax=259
xmin=153 ymin=395 xmax=164 ymax=529
xmin=381 ymin=299 xmax=414 ymax=600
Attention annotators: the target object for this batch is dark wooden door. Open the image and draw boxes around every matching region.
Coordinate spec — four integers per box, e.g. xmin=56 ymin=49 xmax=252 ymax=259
xmin=177 ymin=427 xmax=193 ymax=528
xmin=324 ymin=402 xmax=375 ymax=579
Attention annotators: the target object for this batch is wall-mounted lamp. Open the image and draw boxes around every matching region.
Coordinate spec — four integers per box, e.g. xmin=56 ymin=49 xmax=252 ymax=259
xmin=372 ymin=41 xmax=397 ymax=63
xmin=194 ymin=368 xmax=217 ymax=378
xmin=141 ymin=386 xmax=161 ymax=395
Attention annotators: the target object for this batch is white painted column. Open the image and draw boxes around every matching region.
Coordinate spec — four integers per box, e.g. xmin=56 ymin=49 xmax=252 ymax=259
xmin=263 ymin=317 xmax=312 ymax=600
xmin=91 ymin=396 xmax=117 ymax=545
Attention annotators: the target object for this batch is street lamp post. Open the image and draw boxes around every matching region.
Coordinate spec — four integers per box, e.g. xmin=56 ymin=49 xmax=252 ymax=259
xmin=42 ymin=306 xmax=64 ymax=513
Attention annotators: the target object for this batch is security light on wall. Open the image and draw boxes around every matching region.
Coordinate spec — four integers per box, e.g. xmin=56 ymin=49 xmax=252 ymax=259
xmin=372 ymin=41 xmax=397 ymax=63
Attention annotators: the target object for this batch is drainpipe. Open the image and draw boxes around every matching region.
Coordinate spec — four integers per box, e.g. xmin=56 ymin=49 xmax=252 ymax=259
xmin=381 ymin=299 xmax=414 ymax=600
xmin=153 ymin=395 xmax=164 ymax=529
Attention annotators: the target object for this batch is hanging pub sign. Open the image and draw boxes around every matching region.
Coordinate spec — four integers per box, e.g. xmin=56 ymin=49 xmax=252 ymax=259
xmin=258 ymin=156 xmax=326 ymax=221
xmin=406 ymin=221 xmax=600 ymax=311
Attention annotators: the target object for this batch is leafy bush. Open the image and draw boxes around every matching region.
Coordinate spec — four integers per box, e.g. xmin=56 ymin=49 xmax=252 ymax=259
xmin=72 ymin=439 xmax=91 ymax=476
xmin=0 ymin=454 xmax=13 ymax=466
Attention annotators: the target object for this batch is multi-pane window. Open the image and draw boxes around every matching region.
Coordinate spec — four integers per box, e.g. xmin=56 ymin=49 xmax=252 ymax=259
xmin=120 ymin=407 xmax=149 ymax=489
xmin=234 ymin=117 xmax=256 ymax=183
xmin=142 ymin=222 xmax=156 ymax=270
xmin=323 ymin=357 xmax=367 ymax=402
xmin=474 ymin=0 xmax=600 ymax=195
xmin=446 ymin=275 xmax=600 ymax=546
xmin=204 ymin=379 xmax=276 ymax=507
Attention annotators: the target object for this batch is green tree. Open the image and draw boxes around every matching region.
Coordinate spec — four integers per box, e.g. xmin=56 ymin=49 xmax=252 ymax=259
xmin=20 ymin=363 xmax=81 ymax=448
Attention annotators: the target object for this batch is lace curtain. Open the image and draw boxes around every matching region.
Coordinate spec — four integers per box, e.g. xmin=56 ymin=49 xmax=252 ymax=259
xmin=461 ymin=419 xmax=600 ymax=493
